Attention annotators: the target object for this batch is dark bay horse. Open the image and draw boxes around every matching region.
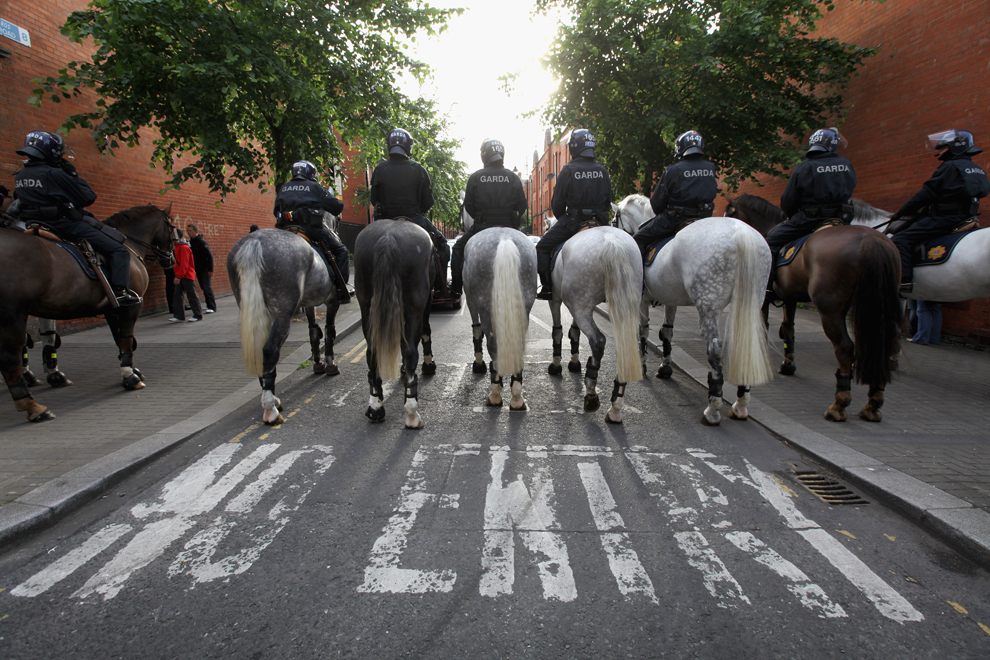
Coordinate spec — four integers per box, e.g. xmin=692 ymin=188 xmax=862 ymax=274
xmin=0 ymin=205 xmax=177 ymax=422
xmin=353 ymin=219 xmax=436 ymax=429
xmin=726 ymin=194 xmax=902 ymax=422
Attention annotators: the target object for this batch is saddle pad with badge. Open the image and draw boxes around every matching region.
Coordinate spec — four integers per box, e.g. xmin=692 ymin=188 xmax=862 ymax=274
xmin=283 ymin=226 xmax=336 ymax=283
xmin=643 ymin=236 xmax=676 ymax=267
xmin=54 ymin=242 xmax=106 ymax=280
xmin=914 ymin=228 xmax=980 ymax=267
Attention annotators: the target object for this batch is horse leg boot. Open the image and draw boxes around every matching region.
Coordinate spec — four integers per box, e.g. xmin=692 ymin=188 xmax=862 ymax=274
xmin=825 ymin=370 xmax=853 ymax=422
xmin=20 ymin=335 xmax=41 ymax=387
xmin=486 ymin=360 xmax=503 ymax=407
xmin=107 ymin=307 xmax=144 ymax=390
xmin=859 ymin=384 xmax=885 ymax=423
xmin=403 ymin=372 xmax=424 ymax=429
xmin=323 ymin=310 xmax=340 ymax=376
xmin=605 ymin=380 xmax=626 ymax=424
xmin=584 ymin=354 xmax=601 ymax=412
xmin=259 ymin=320 xmax=289 ymax=424
xmin=656 ymin=323 xmax=674 ymax=379
xmin=729 ymin=385 xmax=752 ymax=421
xmin=259 ymin=371 xmax=284 ymax=425
xmin=508 ymin=373 xmax=527 ymax=411
xmin=40 ymin=327 xmax=71 ymax=387
xmin=548 ymin=324 xmax=563 ymax=376
xmin=568 ymin=323 xmax=582 ymax=374
xmin=365 ymin=349 xmax=386 ymax=423
xmin=421 ymin=319 xmax=436 ymax=376
xmin=3 ymin=329 xmax=53 ymax=422
xmin=701 ymin=372 xmax=724 ymax=426
xmin=471 ymin=323 xmax=486 ymax=374
xmin=306 ymin=307 xmax=326 ymax=374
xmin=779 ymin=302 xmax=797 ymax=375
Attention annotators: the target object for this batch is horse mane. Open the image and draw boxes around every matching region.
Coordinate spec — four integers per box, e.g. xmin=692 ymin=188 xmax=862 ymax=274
xmin=735 ymin=194 xmax=786 ymax=225
xmin=851 ymin=198 xmax=892 ymax=227
xmin=104 ymin=205 xmax=163 ymax=228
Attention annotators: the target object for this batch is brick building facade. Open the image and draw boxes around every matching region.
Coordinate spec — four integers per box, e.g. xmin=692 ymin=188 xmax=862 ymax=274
xmin=528 ymin=129 xmax=572 ymax=236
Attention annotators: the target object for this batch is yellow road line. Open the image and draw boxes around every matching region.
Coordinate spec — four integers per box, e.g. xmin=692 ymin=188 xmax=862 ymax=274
xmin=350 ymin=346 xmax=368 ymax=364
xmin=0 ymin=614 xmax=8 ymax=622
xmin=287 ymin=408 xmax=301 ymax=418
xmin=343 ymin=339 xmax=367 ymax=360
xmin=305 ymin=397 xmax=314 ymax=404
xmin=979 ymin=622 xmax=990 ymax=636
xmin=259 ymin=433 xmax=270 ymax=440
xmin=228 ymin=423 xmax=260 ymax=443
xmin=948 ymin=601 xmax=968 ymax=615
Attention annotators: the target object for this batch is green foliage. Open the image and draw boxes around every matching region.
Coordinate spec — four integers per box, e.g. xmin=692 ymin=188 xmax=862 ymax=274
xmin=32 ymin=0 xmax=456 ymax=195
xmin=534 ymin=0 xmax=879 ymax=194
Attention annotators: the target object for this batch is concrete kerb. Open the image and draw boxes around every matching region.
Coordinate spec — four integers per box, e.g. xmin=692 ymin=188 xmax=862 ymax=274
xmin=593 ymin=304 xmax=990 ymax=569
xmin=0 ymin=310 xmax=364 ymax=550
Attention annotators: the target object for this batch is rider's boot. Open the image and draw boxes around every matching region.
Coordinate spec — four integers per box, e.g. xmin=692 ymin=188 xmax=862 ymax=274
xmin=318 ymin=240 xmax=350 ymax=303
xmin=112 ymin=287 xmax=142 ymax=306
xmin=536 ymin=272 xmax=553 ymax=301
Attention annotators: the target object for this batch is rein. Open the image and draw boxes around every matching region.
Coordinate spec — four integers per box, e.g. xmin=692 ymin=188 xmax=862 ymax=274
xmin=117 ymin=210 xmax=177 ymax=264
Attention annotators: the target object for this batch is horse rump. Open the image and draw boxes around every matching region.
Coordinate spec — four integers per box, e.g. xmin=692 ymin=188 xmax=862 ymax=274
xmin=850 ymin=233 xmax=902 ymax=386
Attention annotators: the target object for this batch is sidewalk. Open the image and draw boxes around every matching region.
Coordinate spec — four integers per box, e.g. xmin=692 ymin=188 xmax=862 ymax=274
xmin=0 ymin=295 xmax=361 ymax=545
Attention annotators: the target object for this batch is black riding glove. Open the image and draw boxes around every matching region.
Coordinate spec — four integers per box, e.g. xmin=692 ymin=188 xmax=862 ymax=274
xmin=58 ymin=159 xmax=78 ymax=177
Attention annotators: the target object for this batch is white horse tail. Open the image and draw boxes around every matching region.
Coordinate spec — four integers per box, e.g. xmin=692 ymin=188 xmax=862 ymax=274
xmin=491 ymin=237 xmax=527 ymax=377
xmin=235 ymin=239 xmax=272 ymax=376
xmin=369 ymin=233 xmax=403 ymax=380
xmin=600 ymin=234 xmax=644 ymax=383
xmin=725 ymin=226 xmax=774 ymax=386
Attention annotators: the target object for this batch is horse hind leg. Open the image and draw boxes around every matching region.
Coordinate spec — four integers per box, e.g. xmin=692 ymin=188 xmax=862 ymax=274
xmin=699 ymin=307 xmax=723 ymax=426
xmin=858 ymin=384 xmax=885 ymax=423
xmin=484 ymin=329 xmax=503 ymax=407
xmin=107 ymin=308 xmax=144 ymax=390
xmin=656 ymin=306 xmax=677 ymax=379
xmin=471 ymin=322 xmax=487 ymax=374
xmin=820 ymin=313 xmax=855 ymax=422
xmin=508 ymin=372 xmax=527 ymax=411
xmin=2 ymin=324 xmax=53 ymax=422
xmin=260 ymin=316 xmax=291 ymax=425
xmin=421 ymin=317 xmax=436 ymax=376
xmin=20 ymin=334 xmax=41 ymax=387
xmin=306 ymin=307 xmax=327 ymax=374
xmin=401 ymin=312 xmax=425 ymax=429
xmin=779 ymin=301 xmax=797 ymax=376
xmin=39 ymin=321 xmax=71 ymax=387
xmin=323 ymin=303 xmax=340 ymax=377
xmin=365 ymin=347 xmax=385 ymax=423
xmin=729 ymin=385 xmax=751 ymax=421
xmin=567 ymin=323 xmax=582 ymax=374
xmin=577 ymin=316 xmax=604 ymax=413
xmin=604 ymin=380 xmax=626 ymax=424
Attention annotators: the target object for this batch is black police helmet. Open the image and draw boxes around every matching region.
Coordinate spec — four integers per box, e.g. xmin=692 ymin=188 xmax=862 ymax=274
xmin=480 ymin=138 xmax=505 ymax=165
xmin=807 ymin=128 xmax=841 ymax=156
xmin=17 ymin=131 xmax=65 ymax=162
xmin=388 ymin=128 xmax=414 ymax=157
xmin=932 ymin=129 xmax=982 ymax=157
xmin=568 ymin=129 xmax=596 ymax=158
xmin=291 ymin=160 xmax=318 ymax=181
xmin=675 ymin=130 xmax=705 ymax=158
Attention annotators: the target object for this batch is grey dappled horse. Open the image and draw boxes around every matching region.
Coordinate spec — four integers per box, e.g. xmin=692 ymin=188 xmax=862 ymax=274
xmin=227 ymin=228 xmax=341 ymax=425
xmin=548 ymin=226 xmax=644 ymax=423
xmin=613 ymin=194 xmax=773 ymax=425
xmin=353 ymin=219 xmax=436 ymax=429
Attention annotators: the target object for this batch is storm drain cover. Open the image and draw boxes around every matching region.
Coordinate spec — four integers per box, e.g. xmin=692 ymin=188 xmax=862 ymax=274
xmin=789 ymin=463 xmax=869 ymax=506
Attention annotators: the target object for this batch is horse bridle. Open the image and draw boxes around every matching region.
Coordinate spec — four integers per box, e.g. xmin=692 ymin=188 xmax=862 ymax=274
xmin=124 ymin=209 xmax=178 ymax=267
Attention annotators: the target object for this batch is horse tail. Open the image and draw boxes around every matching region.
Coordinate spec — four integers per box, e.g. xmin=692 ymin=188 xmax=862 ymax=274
xmin=600 ymin=233 xmax=644 ymax=383
xmin=491 ymin=237 xmax=527 ymax=377
xmin=851 ymin=232 xmax=902 ymax=386
xmin=725 ymin=226 xmax=774 ymax=386
xmin=369 ymin=232 xmax=404 ymax=380
xmin=234 ymin=239 xmax=272 ymax=376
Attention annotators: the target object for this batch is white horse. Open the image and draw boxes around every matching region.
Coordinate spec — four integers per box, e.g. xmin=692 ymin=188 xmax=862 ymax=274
xmin=548 ymin=226 xmax=644 ymax=423
xmin=613 ymin=194 xmax=773 ymax=425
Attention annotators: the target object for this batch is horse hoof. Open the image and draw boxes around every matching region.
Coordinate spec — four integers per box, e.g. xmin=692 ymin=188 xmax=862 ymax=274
xmin=548 ymin=363 xmax=562 ymax=377
xmin=23 ymin=370 xmax=41 ymax=387
xmin=366 ymin=406 xmax=386 ymax=423
xmin=701 ymin=413 xmax=721 ymax=426
xmin=122 ymin=374 xmax=145 ymax=390
xmin=422 ymin=362 xmax=437 ymax=376
xmin=486 ymin=398 xmax=503 ymax=407
xmin=472 ymin=361 xmax=487 ymax=375
xmin=509 ymin=401 xmax=528 ymax=411
xmin=605 ymin=411 xmax=622 ymax=424
xmin=656 ymin=365 xmax=673 ymax=379
xmin=276 ymin=402 xmax=284 ymax=412
xmin=404 ymin=419 xmax=425 ymax=430
xmin=584 ymin=394 xmax=600 ymax=412
xmin=313 ymin=362 xmax=326 ymax=374
xmin=858 ymin=408 xmax=883 ymax=423
xmin=47 ymin=372 xmax=72 ymax=388
xmin=779 ymin=362 xmax=796 ymax=376
xmin=568 ymin=361 xmax=582 ymax=374
xmin=263 ymin=413 xmax=285 ymax=425
xmin=728 ymin=407 xmax=749 ymax=421
xmin=824 ymin=408 xmax=847 ymax=422
xmin=27 ymin=407 xmax=55 ymax=423
xmin=324 ymin=364 xmax=340 ymax=377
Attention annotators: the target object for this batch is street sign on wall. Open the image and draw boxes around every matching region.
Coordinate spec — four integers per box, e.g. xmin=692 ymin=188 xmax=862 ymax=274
xmin=0 ymin=18 xmax=31 ymax=47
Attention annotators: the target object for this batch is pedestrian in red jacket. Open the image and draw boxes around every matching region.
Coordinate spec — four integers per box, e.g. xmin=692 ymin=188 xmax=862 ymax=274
xmin=169 ymin=232 xmax=203 ymax=322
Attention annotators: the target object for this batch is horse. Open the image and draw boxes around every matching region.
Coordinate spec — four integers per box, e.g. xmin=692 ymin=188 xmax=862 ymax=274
xmin=612 ymin=194 xmax=774 ymax=425
xmin=725 ymin=194 xmax=903 ymax=422
xmin=227 ymin=228 xmax=342 ymax=425
xmin=0 ymin=205 xmax=177 ymax=422
xmin=353 ymin=218 xmax=436 ymax=429
xmin=547 ymin=225 xmax=644 ymax=423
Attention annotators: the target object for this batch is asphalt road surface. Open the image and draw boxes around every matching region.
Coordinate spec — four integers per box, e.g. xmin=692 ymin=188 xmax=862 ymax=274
xmin=1 ymin=302 xmax=989 ymax=659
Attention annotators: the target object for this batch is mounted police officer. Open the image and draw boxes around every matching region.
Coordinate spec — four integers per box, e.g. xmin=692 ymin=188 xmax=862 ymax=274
xmin=370 ymin=128 xmax=451 ymax=289
xmin=273 ymin=160 xmax=351 ymax=301
xmin=890 ymin=129 xmax=989 ymax=294
xmin=766 ymin=128 xmax=857 ymax=289
xmin=632 ymin=130 xmax=717 ymax=259
xmin=13 ymin=130 xmax=140 ymax=306
xmin=535 ymin=129 xmax=612 ymax=300
xmin=449 ymin=138 xmax=528 ymax=297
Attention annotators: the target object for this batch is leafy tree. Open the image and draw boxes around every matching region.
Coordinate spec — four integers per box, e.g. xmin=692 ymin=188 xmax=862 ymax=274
xmin=533 ymin=0 xmax=879 ymax=194
xmin=31 ymin=0 xmax=455 ymax=195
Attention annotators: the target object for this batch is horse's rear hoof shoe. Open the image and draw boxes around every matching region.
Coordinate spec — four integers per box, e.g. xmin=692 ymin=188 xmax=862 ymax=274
xmin=472 ymin=361 xmax=487 ymax=375
xmin=568 ymin=361 xmax=582 ymax=374
xmin=313 ymin=362 xmax=326 ymax=375
xmin=509 ymin=401 xmax=528 ymax=411
xmin=422 ymin=362 xmax=437 ymax=376
xmin=47 ymin=372 xmax=72 ymax=388
xmin=656 ymin=365 xmax=673 ymax=379
xmin=584 ymin=394 xmax=600 ymax=412
xmin=605 ymin=410 xmax=622 ymax=424
xmin=779 ymin=361 xmax=796 ymax=376
xmin=27 ymin=407 xmax=55 ymax=423
xmin=701 ymin=414 xmax=721 ymax=426
xmin=824 ymin=408 xmax=847 ymax=422
xmin=366 ymin=406 xmax=386 ymax=423
xmin=325 ymin=364 xmax=340 ymax=377
xmin=728 ymin=407 xmax=749 ymax=421
xmin=548 ymin=363 xmax=562 ymax=376
xmin=858 ymin=408 xmax=882 ymax=423
xmin=486 ymin=398 xmax=503 ymax=408
xmin=122 ymin=374 xmax=145 ymax=390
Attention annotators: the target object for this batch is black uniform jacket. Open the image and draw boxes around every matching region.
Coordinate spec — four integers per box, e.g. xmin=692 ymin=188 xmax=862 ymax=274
xmin=650 ymin=156 xmax=718 ymax=215
xmin=464 ymin=163 xmax=528 ymax=227
xmin=370 ymin=155 xmax=435 ymax=219
xmin=189 ymin=235 xmax=214 ymax=274
xmin=895 ymin=155 xmax=990 ymax=217
xmin=274 ymin=178 xmax=344 ymax=221
xmin=780 ymin=152 xmax=857 ymax=219
xmin=14 ymin=160 xmax=98 ymax=210
xmin=551 ymin=156 xmax=611 ymax=220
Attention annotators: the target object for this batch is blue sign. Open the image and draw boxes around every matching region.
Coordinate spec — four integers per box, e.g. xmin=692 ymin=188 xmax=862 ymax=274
xmin=0 ymin=18 xmax=31 ymax=47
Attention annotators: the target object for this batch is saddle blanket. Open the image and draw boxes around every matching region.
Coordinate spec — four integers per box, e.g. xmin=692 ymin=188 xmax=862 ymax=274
xmin=55 ymin=242 xmax=107 ymax=281
xmin=777 ymin=234 xmax=813 ymax=268
xmin=643 ymin=236 xmax=676 ymax=267
xmin=914 ymin=228 xmax=980 ymax=267
xmin=310 ymin=245 xmax=337 ymax=283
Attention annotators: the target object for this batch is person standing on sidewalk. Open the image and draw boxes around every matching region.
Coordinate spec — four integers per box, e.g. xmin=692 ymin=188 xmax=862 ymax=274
xmin=911 ymin=300 xmax=943 ymax=345
xmin=169 ymin=230 xmax=203 ymax=323
xmin=186 ymin=223 xmax=216 ymax=313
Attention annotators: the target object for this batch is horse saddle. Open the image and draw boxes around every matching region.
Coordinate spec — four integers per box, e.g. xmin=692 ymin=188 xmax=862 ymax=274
xmin=776 ymin=220 xmax=844 ymax=267
xmin=24 ymin=222 xmax=108 ymax=281
xmin=642 ymin=218 xmax=704 ymax=266
xmin=281 ymin=226 xmax=338 ymax=283
xmin=914 ymin=225 xmax=982 ymax=268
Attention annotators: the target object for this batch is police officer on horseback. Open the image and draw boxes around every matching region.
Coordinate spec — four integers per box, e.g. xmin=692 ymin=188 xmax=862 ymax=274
xmin=13 ymin=131 xmax=140 ymax=306
xmin=889 ymin=129 xmax=989 ymax=294
xmin=536 ymin=129 xmax=612 ymax=300
xmin=273 ymin=160 xmax=351 ymax=301
xmin=370 ymin=128 xmax=451 ymax=290
xmin=632 ymin=130 xmax=717 ymax=259
xmin=765 ymin=128 xmax=857 ymax=289
xmin=449 ymin=138 xmax=528 ymax=298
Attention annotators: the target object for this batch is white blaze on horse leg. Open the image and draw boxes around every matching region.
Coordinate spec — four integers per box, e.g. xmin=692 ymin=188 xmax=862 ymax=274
xmin=577 ymin=462 xmax=657 ymax=603
xmin=358 ymin=448 xmax=456 ymax=593
xmin=12 ymin=524 xmax=132 ymax=597
xmin=404 ymin=397 xmax=423 ymax=429
xmin=675 ymin=531 xmax=751 ymax=609
xmin=508 ymin=379 xmax=525 ymax=409
xmin=703 ymin=396 xmax=723 ymax=425
xmin=261 ymin=390 xmax=282 ymax=424
xmin=605 ymin=382 xmax=624 ymax=423
xmin=488 ymin=382 xmax=503 ymax=406
xmin=731 ymin=390 xmax=751 ymax=419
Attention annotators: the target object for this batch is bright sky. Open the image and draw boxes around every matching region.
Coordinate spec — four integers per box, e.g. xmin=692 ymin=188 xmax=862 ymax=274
xmin=400 ymin=0 xmax=562 ymax=179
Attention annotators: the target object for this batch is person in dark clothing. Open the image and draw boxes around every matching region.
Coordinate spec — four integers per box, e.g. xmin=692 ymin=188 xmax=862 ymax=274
xmin=890 ymin=129 xmax=989 ymax=293
xmin=369 ymin=128 xmax=450 ymax=288
xmin=274 ymin=160 xmax=351 ymax=301
xmin=13 ymin=131 xmax=140 ymax=305
xmin=535 ymin=129 xmax=612 ymax=300
xmin=186 ymin=223 xmax=217 ymax=312
xmin=632 ymin=130 xmax=718 ymax=259
xmin=249 ymin=224 xmax=259 ymax=233
xmin=765 ymin=128 xmax=857 ymax=289
xmin=449 ymin=139 xmax=528 ymax=297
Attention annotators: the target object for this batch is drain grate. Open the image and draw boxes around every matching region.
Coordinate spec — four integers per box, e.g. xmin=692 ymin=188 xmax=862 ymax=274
xmin=789 ymin=463 xmax=869 ymax=505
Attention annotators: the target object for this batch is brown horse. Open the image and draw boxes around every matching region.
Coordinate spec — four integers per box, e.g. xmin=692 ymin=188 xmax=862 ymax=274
xmin=725 ymin=194 xmax=902 ymax=422
xmin=0 ymin=205 xmax=177 ymax=422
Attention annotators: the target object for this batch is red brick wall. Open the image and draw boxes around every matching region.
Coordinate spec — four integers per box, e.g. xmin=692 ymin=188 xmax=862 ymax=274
xmin=721 ymin=0 xmax=990 ymax=343
xmin=529 ymin=132 xmax=572 ymax=235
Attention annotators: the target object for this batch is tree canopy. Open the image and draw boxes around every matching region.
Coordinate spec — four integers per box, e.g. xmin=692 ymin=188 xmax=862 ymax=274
xmin=534 ymin=0 xmax=879 ymax=194
xmin=31 ymin=0 xmax=457 ymax=195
